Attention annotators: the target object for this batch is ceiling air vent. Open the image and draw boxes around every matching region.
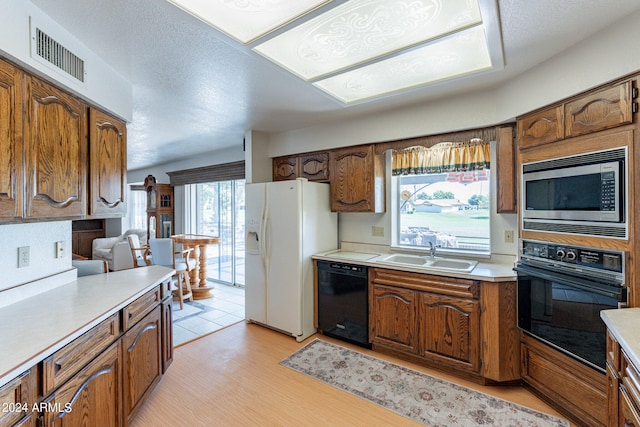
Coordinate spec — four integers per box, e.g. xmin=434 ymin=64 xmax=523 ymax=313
xmin=34 ymin=28 xmax=85 ymax=83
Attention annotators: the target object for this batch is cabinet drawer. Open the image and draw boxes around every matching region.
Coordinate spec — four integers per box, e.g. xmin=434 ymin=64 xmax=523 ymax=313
xmin=0 ymin=368 xmax=36 ymax=427
xmin=372 ymin=268 xmax=478 ymax=299
xmin=123 ymin=286 xmax=161 ymax=330
xmin=42 ymin=312 xmax=120 ymax=396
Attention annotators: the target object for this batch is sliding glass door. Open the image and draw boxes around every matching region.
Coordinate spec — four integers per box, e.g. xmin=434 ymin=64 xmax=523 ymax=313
xmin=193 ymin=180 xmax=245 ymax=286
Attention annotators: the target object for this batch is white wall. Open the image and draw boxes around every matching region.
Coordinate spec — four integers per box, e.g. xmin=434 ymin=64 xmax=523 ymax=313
xmin=0 ymin=221 xmax=72 ymax=292
xmin=0 ymin=0 xmax=132 ymax=122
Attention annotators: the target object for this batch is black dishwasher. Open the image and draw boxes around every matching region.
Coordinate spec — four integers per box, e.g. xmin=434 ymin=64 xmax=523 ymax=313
xmin=317 ymin=260 xmax=370 ymax=348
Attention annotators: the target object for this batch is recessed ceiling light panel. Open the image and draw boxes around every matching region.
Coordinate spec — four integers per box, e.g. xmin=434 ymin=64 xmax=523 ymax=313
xmin=254 ymin=0 xmax=482 ymax=80
xmin=313 ymin=27 xmax=492 ymax=104
xmin=167 ymin=0 xmax=330 ymax=44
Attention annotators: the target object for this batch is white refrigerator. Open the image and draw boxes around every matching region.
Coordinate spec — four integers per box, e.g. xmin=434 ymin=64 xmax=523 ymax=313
xmin=245 ymin=179 xmax=337 ymax=342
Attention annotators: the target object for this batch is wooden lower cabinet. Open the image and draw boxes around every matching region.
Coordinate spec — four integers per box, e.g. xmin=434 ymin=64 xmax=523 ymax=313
xmin=0 ymin=369 xmax=36 ymax=427
xmin=369 ymin=268 xmax=518 ymax=383
xmin=420 ymin=292 xmax=480 ymax=373
xmin=43 ymin=341 xmax=121 ymax=427
xmin=122 ymin=306 xmax=162 ymax=426
xmin=521 ymin=333 xmax=607 ymax=426
xmin=0 ymin=284 xmax=171 ymax=427
xmin=370 ymin=284 xmax=418 ymax=354
xmin=607 ymin=330 xmax=640 ymax=427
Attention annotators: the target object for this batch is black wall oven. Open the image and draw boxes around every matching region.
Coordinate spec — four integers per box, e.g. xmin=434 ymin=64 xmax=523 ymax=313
xmin=516 ymin=240 xmax=626 ymax=372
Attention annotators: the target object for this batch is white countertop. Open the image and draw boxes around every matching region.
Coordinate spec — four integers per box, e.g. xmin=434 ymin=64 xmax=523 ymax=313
xmin=601 ymin=308 xmax=640 ymax=371
xmin=0 ymin=265 xmax=174 ymax=388
xmin=312 ymin=250 xmax=517 ymax=282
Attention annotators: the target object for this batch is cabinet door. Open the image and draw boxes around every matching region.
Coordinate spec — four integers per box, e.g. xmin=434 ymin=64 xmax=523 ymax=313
xmin=370 ymin=284 xmax=418 ymax=354
xmin=43 ymin=341 xmax=121 ymax=427
xmin=330 ymin=145 xmax=384 ymax=212
xmin=273 ymin=156 xmax=298 ymax=181
xmin=0 ymin=368 xmax=36 ymax=427
xmin=89 ymin=108 xmax=127 ymax=217
xmin=0 ymin=59 xmax=23 ymax=220
xmin=620 ymin=389 xmax=640 ymax=427
xmin=161 ymin=297 xmax=173 ymax=373
xmin=419 ymin=292 xmax=480 ymax=373
xmin=517 ymin=105 xmax=564 ymax=149
xmin=299 ymin=152 xmax=329 ymax=181
xmin=24 ymin=75 xmax=87 ymax=218
xmin=122 ymin=306 xmax=162 ymax=425
xmin=565 ymin=81 xmax=634 ymax=138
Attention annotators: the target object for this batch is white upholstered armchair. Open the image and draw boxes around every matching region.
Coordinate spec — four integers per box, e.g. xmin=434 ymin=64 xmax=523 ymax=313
xmin=92 ymin=229 xmax=147 ymax=271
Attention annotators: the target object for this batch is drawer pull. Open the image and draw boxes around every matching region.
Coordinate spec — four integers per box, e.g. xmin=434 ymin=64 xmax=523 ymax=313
xmin=54 ymin=362 xmax=62 ymax=373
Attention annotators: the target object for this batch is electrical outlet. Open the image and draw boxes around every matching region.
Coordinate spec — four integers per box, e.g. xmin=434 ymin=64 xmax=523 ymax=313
xmin=504 ymin=230 xmax=514 ymax=244
xmin=18 ymin=246 xmax=30 ymax=268
xmin=372 ymin=226 xmax=384 ymax=237
xmin=56 ymin=241 xmax=65 ymax=259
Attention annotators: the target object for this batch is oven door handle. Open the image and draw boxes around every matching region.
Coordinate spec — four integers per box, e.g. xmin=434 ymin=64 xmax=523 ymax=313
xmin=514 ymin=264 xmax=625 ymax=300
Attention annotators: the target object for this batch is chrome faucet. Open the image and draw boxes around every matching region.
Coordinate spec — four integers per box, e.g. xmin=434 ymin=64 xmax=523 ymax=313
xmin=428 ymin=242 xmax=437 ymax=258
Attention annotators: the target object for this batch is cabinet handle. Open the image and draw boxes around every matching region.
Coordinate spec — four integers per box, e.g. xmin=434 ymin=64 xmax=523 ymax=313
xmin=54 ymin=362 xmax=62 ymax=373
xmin=128 ymin=312 xmax=133 ymax=318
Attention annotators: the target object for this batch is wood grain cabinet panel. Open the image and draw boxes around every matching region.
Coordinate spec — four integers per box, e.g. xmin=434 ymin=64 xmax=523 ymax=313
xmin=42 ymin=341 xmax=121 ymax=427
xmin=24 ymin=74 xmax=87 ymax=218
xmin=517 ymin=105 xmax=564 ymax=149
xmin=299 ymin=152 xmax=329 ymax=181
xmin=0 ymin=59 xmax=23 ymax=220
xmin=89 ymin=108 xmax=127 ymax=217
xmin=419 ymin=292 xmax=480 ymax=373
xmin=330 ymin=145 xmax=384 ymax=213
xmin=370 ymin=284 xmax=418 ymax=354
xmin=42 ymin=312 xmax=120 ymax=396
xmin=122 ymin=305 xmax=162 ymax=426
xmin=0 ymin=368 xmax=36 ymax=427
xmin=273 ymin=156 xmax=298 ymax=181
xmin=161 ymin=297 xmax=173 ymax=373
xmin=565 ymin=81 xmax=634 ymax=138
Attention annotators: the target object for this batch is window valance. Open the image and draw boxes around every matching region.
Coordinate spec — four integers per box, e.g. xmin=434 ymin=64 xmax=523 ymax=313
xmin=167 ymin=161 xmax=245 ymax=185
xmin=392 ymin=139 xmax=490 ymax=176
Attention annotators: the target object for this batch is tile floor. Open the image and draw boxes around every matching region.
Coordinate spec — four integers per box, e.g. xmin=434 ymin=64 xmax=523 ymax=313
xmin=171 ymin=283 xmax=245 ymax=346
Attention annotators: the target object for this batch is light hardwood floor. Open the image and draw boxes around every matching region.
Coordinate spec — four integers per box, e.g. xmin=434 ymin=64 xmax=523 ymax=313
xmin=132 ymin=322 xmax=572 ymax=426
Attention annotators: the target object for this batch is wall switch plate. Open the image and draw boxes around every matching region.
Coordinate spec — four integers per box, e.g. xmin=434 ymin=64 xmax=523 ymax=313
xmin=372 ymin=226 xmax=384 ymax=237
xmin=56 ymin=241 xmax=65 ymax=259
xmin=504 ymin=230 xmax=514 ymax=244
xmin=18 ymin=246 xmax=30 ymax=268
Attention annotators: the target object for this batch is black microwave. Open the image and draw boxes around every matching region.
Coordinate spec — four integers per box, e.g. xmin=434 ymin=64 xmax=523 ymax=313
xmin=522 ymin=147 xmax=626 ymax=237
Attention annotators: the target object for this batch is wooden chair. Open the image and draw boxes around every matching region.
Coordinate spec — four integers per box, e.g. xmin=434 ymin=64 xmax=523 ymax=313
xmin=127 ymin=234 xmax=151 ymax=268
xmin=148 ymin=238 xmax=194 ymax=309
xmin=72 ymin=259 xmax=108 ymax=276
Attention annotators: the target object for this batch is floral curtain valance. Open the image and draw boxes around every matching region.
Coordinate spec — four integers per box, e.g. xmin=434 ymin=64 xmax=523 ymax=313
xmin=392 ymin=139 xmax=490 ymax=176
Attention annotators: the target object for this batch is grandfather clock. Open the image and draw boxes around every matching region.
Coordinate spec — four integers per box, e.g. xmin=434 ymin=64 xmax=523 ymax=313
xmin=144 ymin=175 xmax=174 ymax=240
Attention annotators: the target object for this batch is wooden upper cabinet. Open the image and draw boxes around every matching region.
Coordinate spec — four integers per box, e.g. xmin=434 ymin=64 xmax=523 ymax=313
xmin=299 ymin=152 xmax=329 ymax=181
xmin=0 ymin=59 xmax=23 ymax=220
xmin=565 ymin=81 xmax=634 ymax=138
xmin=330 ymin=144 xmax=385 ymax=213
xmin=24 ymin=74 xmax=87 ymax=218
xmin=89 ymin=108 xmax=127 ymax=217
xmin=273 ymin=156 xmax=298 ymax=181
xmin=496 ymin=126 xmax=516 ymax=213
xmin=517 ymin=105 xmax=564 ymax=149
xmin=273 ymin=152 xmax=330 ymax=182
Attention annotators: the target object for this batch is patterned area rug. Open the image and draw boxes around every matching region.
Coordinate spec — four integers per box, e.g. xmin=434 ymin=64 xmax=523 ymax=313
xmin=281 ymin=339 xmax=570 ymax=427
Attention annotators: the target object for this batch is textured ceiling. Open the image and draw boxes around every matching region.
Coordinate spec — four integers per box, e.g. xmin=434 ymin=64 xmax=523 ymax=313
xmin=28 ymin=0 xmax=640 ymax=171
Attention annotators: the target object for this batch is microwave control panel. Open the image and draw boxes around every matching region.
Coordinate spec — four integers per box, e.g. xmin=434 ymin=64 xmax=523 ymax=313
xmin=521 ymin=240 xmax=623 ymax=273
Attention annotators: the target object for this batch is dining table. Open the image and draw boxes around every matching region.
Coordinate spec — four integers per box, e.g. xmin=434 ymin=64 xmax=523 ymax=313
xmin=171 ymin=234 xmax=221 ymax=299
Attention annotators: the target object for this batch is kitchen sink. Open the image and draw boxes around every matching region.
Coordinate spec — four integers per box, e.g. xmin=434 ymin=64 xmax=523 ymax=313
xmin=377 ymin=254 xmax=478 ymax=272
xmin=380 ymin=254 xmax=429 ymax=266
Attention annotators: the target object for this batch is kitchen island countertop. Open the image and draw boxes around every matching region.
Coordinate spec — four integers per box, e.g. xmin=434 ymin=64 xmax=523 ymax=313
xmin=0 ymin=265 xmax=174 ymax=388
xmin=312 ymin=249 xmax=516 ymax=282
xmin=601 ymin=308 xmax=640 ymax=372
